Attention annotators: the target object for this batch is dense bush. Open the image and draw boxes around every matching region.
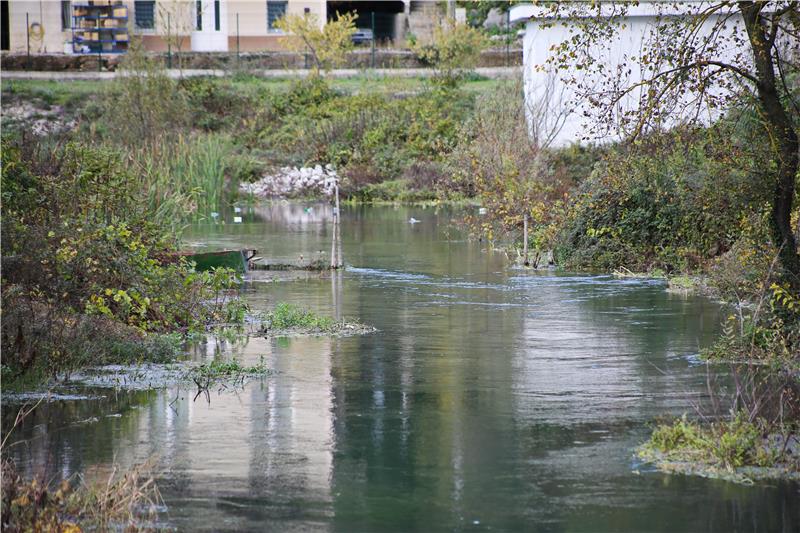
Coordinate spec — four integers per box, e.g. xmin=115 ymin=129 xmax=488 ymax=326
xmin=555 ymin=127 xmax=770 ymax=273
xmin=239 ymin=78 xmax=474 ymax=197
xmin=0 ymin=139 xmax=242 ymax=381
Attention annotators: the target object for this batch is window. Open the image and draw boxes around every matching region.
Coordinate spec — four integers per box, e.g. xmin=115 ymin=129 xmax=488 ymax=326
xmin=214 ymin=0 xmax=220 ymax=31
xmin=61 ymin=1 xmax=71 ymax=30
xmin=196 ymin=0 xmax=202 ymax=31
xmin=134 ymin=0 xmax=155 ymax=30
xmin=267 ymin=1 xmax=287 ymax=32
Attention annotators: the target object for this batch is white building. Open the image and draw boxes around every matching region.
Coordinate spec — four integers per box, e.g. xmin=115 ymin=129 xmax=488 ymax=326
xmin=510 ymin=2 xmax=747 ymax=147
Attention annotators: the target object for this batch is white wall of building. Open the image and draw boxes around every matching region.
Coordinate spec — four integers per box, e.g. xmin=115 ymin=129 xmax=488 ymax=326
xmin=511 ymin=3 xmax=746 ymax=147
xmin=191 ymin=0 xmax=228 ymax=51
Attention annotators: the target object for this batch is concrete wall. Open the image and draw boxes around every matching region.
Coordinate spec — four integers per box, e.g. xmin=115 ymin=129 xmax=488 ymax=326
xmin=7 ymin=1 xmax=72 ymax=53
xmin=513 ymin=4 xmax=745 ymax=147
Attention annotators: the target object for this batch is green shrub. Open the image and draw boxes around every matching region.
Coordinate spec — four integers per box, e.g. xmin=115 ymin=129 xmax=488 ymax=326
xmin=1 ymin=139 xmax=245 ymax=381
xmin=410 ymin=21 xmax=490 ymax=86
xmin=555 ymin=127 xmax=770 ymax=273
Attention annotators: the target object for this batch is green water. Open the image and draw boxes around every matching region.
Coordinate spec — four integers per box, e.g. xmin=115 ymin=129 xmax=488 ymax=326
xmin=4 ymin=204 xmax=798 ymax=531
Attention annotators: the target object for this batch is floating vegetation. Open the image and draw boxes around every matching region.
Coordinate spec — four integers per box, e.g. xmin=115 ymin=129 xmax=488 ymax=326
xmin=184 ymin=358 xmax=270 ymax=402
xmin=261 ymin=302 xmax=375 ymax=337
xmin=612 ymin=266 xmax=666 ymax=279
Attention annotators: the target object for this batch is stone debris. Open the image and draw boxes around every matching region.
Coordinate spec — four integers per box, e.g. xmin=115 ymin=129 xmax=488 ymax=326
xmin=240 ymin=165 xmax=339 ymax=198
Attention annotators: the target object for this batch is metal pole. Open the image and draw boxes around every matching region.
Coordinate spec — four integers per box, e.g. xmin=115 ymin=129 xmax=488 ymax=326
xmin=506 ymin=9 xmax=510 ymax=67
xmin=26 ymin=13 xmax=30 ymax=70
xmin=523 ymin=213 xmax=529 ymax=266
xmin=167 ymin=12 xmax=172 ymax=69
xmin=335 ymin=183 xmax=342 ymax=267
xmin=370 ymin=11 xmax=375 ymax=69
xmin=330 ymin=195 xmax=337 ymax=269
xmin=236 ymin=13 xmax=240 ymax=65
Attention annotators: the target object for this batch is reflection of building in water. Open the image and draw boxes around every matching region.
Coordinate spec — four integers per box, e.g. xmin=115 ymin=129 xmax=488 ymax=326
xmin=79 ymin=335 xmax=339 ymax=517
xmin=248 ymin=337 xmax=336 ymax=504
xmin=253 ymin=202 xmax=333 ymax=227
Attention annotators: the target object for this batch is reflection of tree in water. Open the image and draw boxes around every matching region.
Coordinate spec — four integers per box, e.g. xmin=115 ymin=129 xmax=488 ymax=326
xmin=3 ymin=389 xmax=153 ymax=481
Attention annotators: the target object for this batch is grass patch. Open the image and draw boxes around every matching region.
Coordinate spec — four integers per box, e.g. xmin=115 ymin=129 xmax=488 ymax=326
xmin=262 ymin=302 xmax=374 ymax=336
xmin=667 ymin=275 xmax=700 ymax=292
xmin=639 ymin=414 xmax=800 ymax=482
xmin=189 ymin=357 xmax=268 ymax=381
xmin=264 ymin=302 xmax=337 ymax=332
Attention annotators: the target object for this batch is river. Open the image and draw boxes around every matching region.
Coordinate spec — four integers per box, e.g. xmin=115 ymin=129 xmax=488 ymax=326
xmin=4 ymin=203 xmax=798 ymax=531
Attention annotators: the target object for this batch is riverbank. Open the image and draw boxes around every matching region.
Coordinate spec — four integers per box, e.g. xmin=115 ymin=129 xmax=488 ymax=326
xmin=3 ymin=56 xmax=799 ymax=502
xmin=4 ymin=205 xmax=794 ymax=531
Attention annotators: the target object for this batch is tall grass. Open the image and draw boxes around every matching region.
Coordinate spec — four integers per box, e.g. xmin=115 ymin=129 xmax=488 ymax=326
xmin=131 ymin=133 xmax=235 ymax=227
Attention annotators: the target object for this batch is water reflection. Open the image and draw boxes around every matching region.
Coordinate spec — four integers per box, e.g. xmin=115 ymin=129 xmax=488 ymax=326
xmin=3 ymin=203 xmax=798 ymax=531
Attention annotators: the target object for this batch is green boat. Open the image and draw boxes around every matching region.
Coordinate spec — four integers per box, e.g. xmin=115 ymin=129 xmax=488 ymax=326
xmin=181 ymin=249 xmax=258 ymax=273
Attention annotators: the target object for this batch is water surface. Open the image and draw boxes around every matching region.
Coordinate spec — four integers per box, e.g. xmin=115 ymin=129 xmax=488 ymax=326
xmin=5 ymin=204 xmax=798 ymax=532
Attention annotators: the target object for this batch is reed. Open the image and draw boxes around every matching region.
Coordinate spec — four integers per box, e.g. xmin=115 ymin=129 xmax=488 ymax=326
xmin=129 ymin=133 xmax=236 ymax=226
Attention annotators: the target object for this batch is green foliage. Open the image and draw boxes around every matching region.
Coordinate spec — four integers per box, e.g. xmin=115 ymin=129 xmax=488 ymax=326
xmin=643 ymin=413 xmax=793 ymax=471
xmin=410 ymin=21 xmax=490 ymax=86
xmin=555 ymin=127 xmax=770 ymax=273
xmin=240 ymin=78 xmax=473 ymax=195
xmin=648 ymin=415 xmax=708 ymax=453
xmin=274 ymin=12 xmax=357 ymax=73
xmin=103 ymin=39 xmax=188 ymax=147
xmin=133 ymin=133 xmax=237 ymax=222
xmin=348 ymin=178 xmax=440 ymax=203
xmin=189 ymin=357 xmax=268 ymax=381
xmin=264 ymin=302 xmax=336 ymax=332
xmin=0 ymin=139 xmax=245 ymax=381
xmin=459 ymin=0 xmax=522 ymax=27
xmin=177 ymin=77 xmax=258 ymax=131
xmin=449 ymin=80 xmax=581 ymax=248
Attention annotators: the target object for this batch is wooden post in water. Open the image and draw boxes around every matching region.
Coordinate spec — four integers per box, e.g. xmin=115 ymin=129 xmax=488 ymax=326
xmin=523 ymin=212 xmax=529 ymax=266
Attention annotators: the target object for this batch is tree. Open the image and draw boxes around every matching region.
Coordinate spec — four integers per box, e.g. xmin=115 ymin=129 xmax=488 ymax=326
xmin=274 ymin=12 xmax=356 ymax=74
xmin=459 ymin=1 xmax=522 ymax=28
xmin=537 ymin=1 xmax=800 ymax=289
xmin=158 ymin=0 xmax=198 ymax=73
xmin=410 ymin=20 xmax=490 ymax=86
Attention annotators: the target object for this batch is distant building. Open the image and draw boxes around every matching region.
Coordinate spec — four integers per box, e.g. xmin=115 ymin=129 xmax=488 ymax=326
xmin=510 ymin=2 xmax=745 ymax=147
xmin=0 ymin=0 xmax=432 ymax=55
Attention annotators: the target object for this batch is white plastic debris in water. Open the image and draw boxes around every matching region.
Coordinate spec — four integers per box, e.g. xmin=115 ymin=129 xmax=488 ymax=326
xmin=234 ymin=206 xmax=242 ymax=213
xmin=478 ymin=207 xmax=487 ymax=215
xmin=409 ymin=217 xmax=420 ymax=224
xmin=233 ymin=216 xmax=243 ymax=223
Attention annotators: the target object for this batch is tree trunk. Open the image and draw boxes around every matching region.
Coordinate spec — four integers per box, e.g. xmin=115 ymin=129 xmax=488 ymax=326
xmin=740 ymin=2 xmax=800 ymax=290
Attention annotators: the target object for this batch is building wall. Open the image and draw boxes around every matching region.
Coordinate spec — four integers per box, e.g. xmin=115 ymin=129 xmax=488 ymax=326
xmin=4 ymin=0 xmax=327 ymax=54
xmin=514 ymin=5 xmax=745 ymax=147
xmin=7 ymin=1 xmax=71 ymax=53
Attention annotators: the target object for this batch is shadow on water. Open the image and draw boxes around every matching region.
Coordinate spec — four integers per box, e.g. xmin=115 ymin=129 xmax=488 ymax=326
xmin=3 ymin=203 xmax=798 ymax=531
